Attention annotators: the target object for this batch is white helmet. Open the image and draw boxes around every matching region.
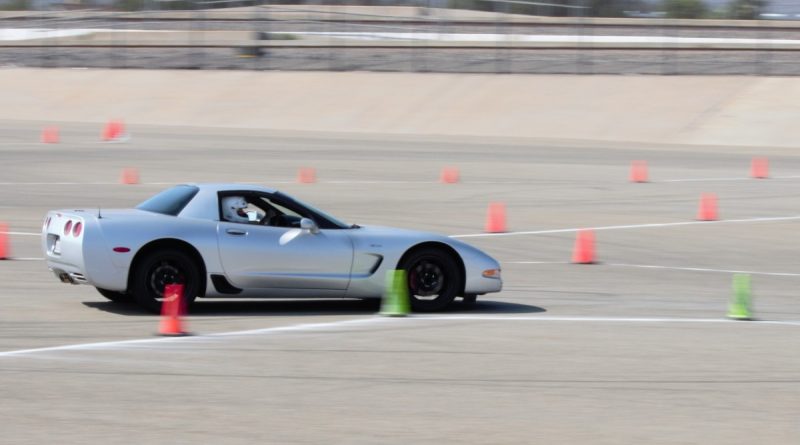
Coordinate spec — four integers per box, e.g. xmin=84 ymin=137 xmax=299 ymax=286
xmin=222 ymin=196 xmax=250 ymax=223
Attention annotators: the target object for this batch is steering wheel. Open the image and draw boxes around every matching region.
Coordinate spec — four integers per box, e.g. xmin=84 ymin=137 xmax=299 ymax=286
xmin=259 ymin=212 xmax=274 ymax=226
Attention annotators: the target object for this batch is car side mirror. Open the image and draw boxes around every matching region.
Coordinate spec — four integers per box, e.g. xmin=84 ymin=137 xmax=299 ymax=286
xmin=300 ymin=218 xmax=319 ymax=234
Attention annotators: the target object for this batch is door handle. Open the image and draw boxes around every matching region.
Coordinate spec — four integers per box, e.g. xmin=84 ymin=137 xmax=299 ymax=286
xmin=226 ymin=229 xmax=247 ymax=236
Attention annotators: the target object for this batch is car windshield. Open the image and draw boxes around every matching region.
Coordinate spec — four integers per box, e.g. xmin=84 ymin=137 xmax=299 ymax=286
xmin=276 ymin=192 xmax=350 ymax=229
xmin=136 ymin=185 xmax=200 ymax=216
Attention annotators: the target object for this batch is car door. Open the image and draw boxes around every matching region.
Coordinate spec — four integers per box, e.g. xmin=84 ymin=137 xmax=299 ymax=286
xmin=217 ymin=221 xmax=354 ymax=290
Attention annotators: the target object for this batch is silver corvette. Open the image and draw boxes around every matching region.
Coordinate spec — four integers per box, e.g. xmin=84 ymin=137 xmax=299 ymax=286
xmin=42 ymin=184 xmax=502 ymax=313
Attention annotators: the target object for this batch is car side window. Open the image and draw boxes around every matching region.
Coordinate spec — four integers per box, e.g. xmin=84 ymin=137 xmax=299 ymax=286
xmin=219 ymin=193 xmax=315 ymax=228
xmin=257 ymin=196 xmax=305 ymax=228
xmin=220 ymin=196 xmax=265 ymax=224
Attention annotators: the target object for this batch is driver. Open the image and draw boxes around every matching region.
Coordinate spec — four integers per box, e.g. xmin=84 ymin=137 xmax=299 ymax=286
xmin=222 ymin=196 xmax=252 ymax=223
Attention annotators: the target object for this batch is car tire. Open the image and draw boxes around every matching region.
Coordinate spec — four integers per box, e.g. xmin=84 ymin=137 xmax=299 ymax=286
xmin=399 ymin=248 xmax=462 ymax=312
xmin=132 ymin=248 xmax=201 ymax=314
xmin=96 ymin=287 xmax=132 ymax=303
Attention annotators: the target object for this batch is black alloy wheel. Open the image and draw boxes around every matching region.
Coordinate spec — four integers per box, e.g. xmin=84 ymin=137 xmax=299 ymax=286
xmin=132 ymin=249 xmax=201 ymax=314
xmin=400 ymin=248 xmax=461 ymax=312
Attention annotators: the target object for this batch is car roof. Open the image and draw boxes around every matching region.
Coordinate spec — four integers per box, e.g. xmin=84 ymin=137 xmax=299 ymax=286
xmin=183 ymin=183 xmax=279 ymax=194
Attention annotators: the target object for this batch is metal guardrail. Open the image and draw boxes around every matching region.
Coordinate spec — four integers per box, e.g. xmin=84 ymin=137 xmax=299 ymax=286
xmin=1 ymin=2 xmax=799 ymax=75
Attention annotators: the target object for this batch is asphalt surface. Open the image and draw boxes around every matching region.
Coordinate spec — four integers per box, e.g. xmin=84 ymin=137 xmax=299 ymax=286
xmin=1 ymin=121 xmax=799 ymax=444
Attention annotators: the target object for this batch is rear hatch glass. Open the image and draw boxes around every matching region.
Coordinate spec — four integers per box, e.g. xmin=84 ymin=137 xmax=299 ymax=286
xmin=136 ymin=185 xmax=199 ymax=216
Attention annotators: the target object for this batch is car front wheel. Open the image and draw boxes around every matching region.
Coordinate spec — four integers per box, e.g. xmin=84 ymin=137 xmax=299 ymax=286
xmin=132 ymin=249 xmax=201 ymax=314
xmin=400 ymin=248 xmax=462 ymax=312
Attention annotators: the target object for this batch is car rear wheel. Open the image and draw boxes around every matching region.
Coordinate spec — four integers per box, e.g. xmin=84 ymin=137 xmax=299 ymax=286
xmin=400 ymin=248 xmax=462 ymax=312
xmin=95 ymin=287 xmax=132 ymax=303
xmin=132 ymin=249 xmax=201 ymax=314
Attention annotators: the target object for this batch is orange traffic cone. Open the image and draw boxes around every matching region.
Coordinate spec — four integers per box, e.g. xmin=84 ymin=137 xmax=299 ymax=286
xmin=102 ymin=120 xmax=125 ymax=141
xmin=297 ymin=167 xmax=316 ymax=184
xmin=751 ymin=157 xmax=769 ymax=179
xmin=572 ymin=229 xmax=596 ymax=264
xmin=158 ymin=284 xmax=188 ymax=336
xmin=0 ymin=222 xmax=9 ymax=260
xmin=120 ymin=168 xmax=139 ymax=185
xmin=697 ymin=193 xmax=718 ymax=221
xmin=485 ymin=202 xmax=507 ymax=233
xmin=440 ymin=166 xmax=460 ymax=184
xmin=630 ymin=160 xmax=648 ymax=183
xmin=41 ymin=126 xmax=59 ymax=144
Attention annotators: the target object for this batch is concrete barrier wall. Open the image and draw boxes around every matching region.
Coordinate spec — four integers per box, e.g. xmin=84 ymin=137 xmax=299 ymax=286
xmin=0 ymin=68 xmax=797 ymax=148
xmin=2 ymin=8 xmax=795 ymax=29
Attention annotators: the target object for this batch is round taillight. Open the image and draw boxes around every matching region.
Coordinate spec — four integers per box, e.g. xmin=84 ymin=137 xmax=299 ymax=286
xmin=72 ymin=221 xmax=82 ymax=237
xmin=64 ymin=220 xmax=73 ymax=236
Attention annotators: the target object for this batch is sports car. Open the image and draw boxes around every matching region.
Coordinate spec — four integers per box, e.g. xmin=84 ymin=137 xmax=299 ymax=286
xmin=41 ymin=184 xmax=502 ymax=313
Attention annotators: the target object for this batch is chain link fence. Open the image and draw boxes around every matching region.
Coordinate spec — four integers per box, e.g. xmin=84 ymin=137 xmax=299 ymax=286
xmin=2 ymin=1 xmax=800 ymax=74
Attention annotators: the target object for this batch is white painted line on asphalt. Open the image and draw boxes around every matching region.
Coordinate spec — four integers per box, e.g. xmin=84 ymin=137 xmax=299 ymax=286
xmin=0 ymin=28 xmax=100 ymax=41
xmin=3 ymin=313 xmax=799 ymax=359
xmin=659 ymin=177 xmax=754 ymax=183
xmin=209 ymin=317 xmax=385 ymax=338
xmin=452 ymin=215 xmax=800 ymax=238
xmin=0 ymin=317 xmax=386 ymax=358
xmin=410 ymin=315 xmax=800 ymax=327
xmin=0 ymin=182 xmax=114 ymax=185
xmin=1 ymin=231 xmax=39 ymax=236
xmin=506 ymin=261 xmax=800 ymax=277
xmin=605 ymin=263 xmax=800 ymax=277
xmin=325 ymin=180 xmax=532 ymax=184
xmin=0 ymin=180 xmax=529 ymax=186
xmin=288 ymin=32 xmax=800 ymax=46
xmin=326 ymin=180 xmax=435 ymax=184
xmin=7 ymin=257 xmax=44 ymax=261
xmin=660 ymin=175 xmax=800 ymax=183
xmin=507 ymin=261 xmax=568 ymax=265
xmin=0 ymin=180 xmax=411 ymax=186
xmin=0 ymin=182 xmax=175 ymax=186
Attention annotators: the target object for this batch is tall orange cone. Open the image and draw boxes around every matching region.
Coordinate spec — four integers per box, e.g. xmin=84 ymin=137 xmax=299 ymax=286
xmin=120 ymin=168 xmax=139 ymax=185
xmin=630 ymin=160 xmax=648 ymax=183
xmin=751 ymin=157 xmax=769 ymax=179
xmin=572 ymin=229 xmax=596 ymax=264
xmin=158 ymin=284 xmax=188 ymax=336
xmin=440 ymin=166 xmax=460 ymax=184
xmin=297 ymin=167 xmax=316 ymax=184
xmin=697 ymin=193 xmax=718 ymax=221
xmin=485 ymin=202 xmax=507 ymax=233
xmin=102 ymin=120 xmax=125 ymax=141
xmin=41 ymin=126 xmax=59 ymax=144
xmin=0 ymin=223 xmax=9 ymax=260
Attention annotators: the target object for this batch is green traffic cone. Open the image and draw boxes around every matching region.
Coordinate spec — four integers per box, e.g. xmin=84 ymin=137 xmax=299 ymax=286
xmin=380 ymin=269 xmax=410 ymax=317
xmin=728 ymin=274 xmax=753 ymax=320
